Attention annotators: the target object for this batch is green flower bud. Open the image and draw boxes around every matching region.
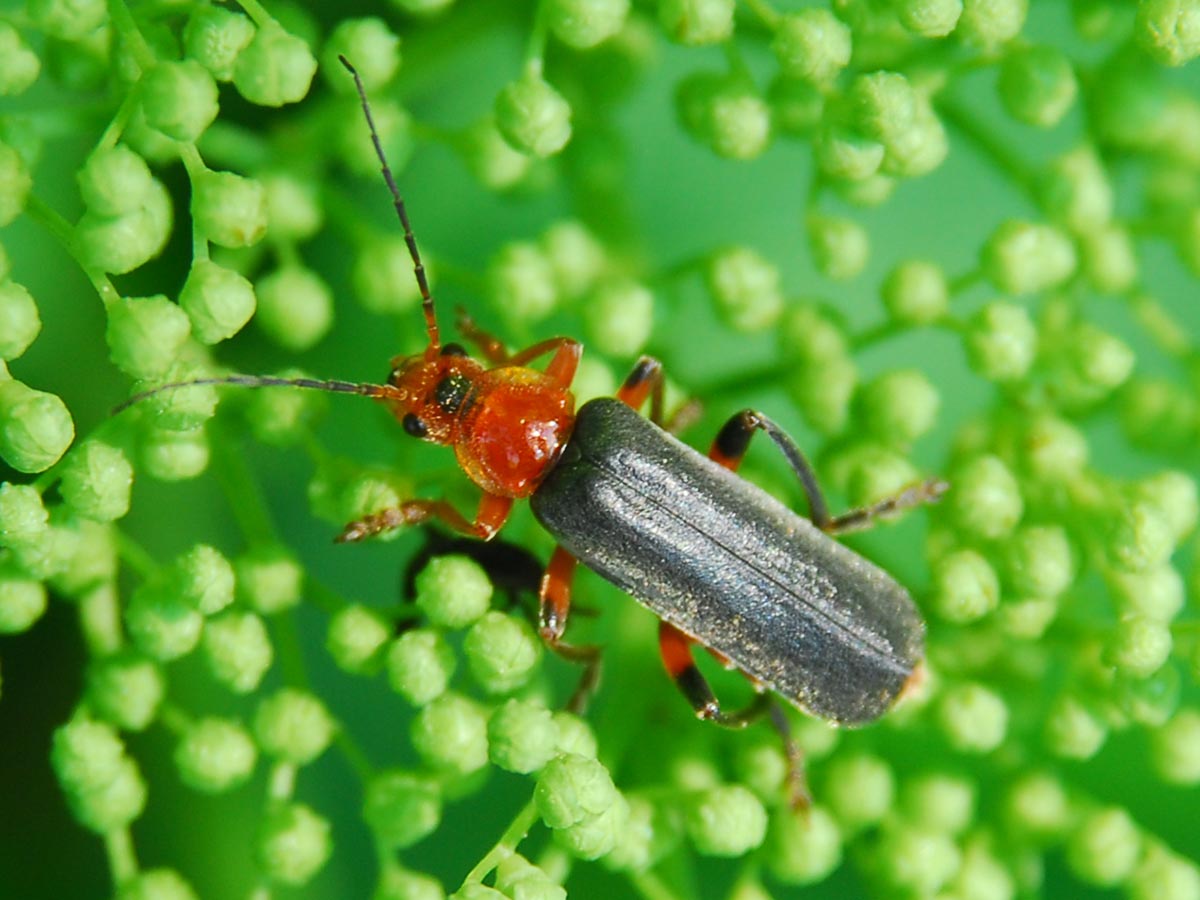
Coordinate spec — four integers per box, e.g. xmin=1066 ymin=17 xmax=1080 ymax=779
xmin=1045 ymin=694 xmax=1107 ymax=759
xmin=604 ymin=793 xmax=682 ymax=873
xmin=459 ymin=116 xmax=532 ymax=191
xmin=0 ymin=23 xmax=41 ymax=96
xmin=1003 ymin=594 xmax=1060 ymax=638
xmin=997 ymin=45 xmax=1077 ymax=128
xmin=58 ymin=441 xmax=132 ymax=522
xmin=931 ymin=548 xmax=999 ymax=623
xmin=254 ymin=265 xmax=333 ymax=351
xmin=900 ymin=772 xmax=975 ymax=834
xmin=731 ymin=733 xmax=787 ymax=801
xmin=1080 ymin=224 xmax=1132 ymax=294
xmin=553 ymin=711 xmax=598 ymax=758
xmin=141 ymin=60 xmax=220 ymax=143
xmin=848 ymin=71 xmax=918 ymax=153
xmin=685 ymin=785 xmax=767 ymax=856
xmin=78 ymin=145 xmax=154 ymax=218
xmin=536 ymin=753 xmax=618 ymax=829
xmin=965 ymin=300 xmax=1036 ymax=382
xmin=1106 ymin=496 xmax=1175 ymax=572
xmin=203 ymin=610 xmax=273 ymax=692
xmin=242 ymin=369 xmax=325 ymax=446
xmin=184 ymin=5 xmax=255 ymax=81
xmin=1129 ymin=843 xmax=1200 ymax=900
xmin=772 ymin=10 xmax=851 ymax=83
xmin=0 ymin=140 xmax=31 ymax=227
xmin=1004 ymin=524 xmax=1073 ymax=598
xmin=495 ymin=854 xmax=566 ymax=900
xmin=0 ymin=481 xmax=47 ymax=548
xmin=1113 ymin=665 xmax=1181 ymax=728
xmin=364 ymin=770 xmax=442 ymax=849
xmin=570 ymin=357 xmax=617 ymax=406
xmin=547 ymin=0 xmax=630 ymax=48
xmin=0 ymin=568 xmax=47 ymax=633
xmin=881 ymin=259 xmax=948 ymax=325
xmin=584 ymin=279 xmax=654 ymax=357
xmin=0 ymin=280 xmax=39 ymax=360
xmin=815 ymin=125 xmax=884 ymax=182
xmin=855 ymin=368 xmax=939 ymax=446
xmin=1110 ymin=564 xmax=1185 ymax=622
xmin=1066 ymin=806 xmax=1141 ymax=887
xmin=29 ymin=0 xmax=106 ymax=39
xmin=175 ymin=717 xmax=257 ymax=793
xmin=387 ymin=628 xmax=456 ymax=705
xmin=415 ymin=554 xmax=493 ymax=629
xmin=1137 ymin=470 xmax=1198 ymax=542
xmin=823 ymin=754 xmax=894 ymax=832
xmin=879 ymin=97 xmax=948 ymax=178
xmin=938 ymin=682 xmax=1008 ymax=753
xmin=1151 ymin=709 xmax=1200 ymax=785
xmin=1004 ymin=770 xmax=1071 ymax=841
xmin=52 ymin=714 xmax=146 ymax=833
xmin=807 ymin=214 xmax=869 ymax=280
xmin=488 ymin=241 xmax=558 ymax=323
xmin=495 ymin=73 xmax=572 ymax=158
xmin=167 ymin=544 xmax=233 ymax=616
xmin=895 ymin=0 xmax=963 ymax=36
xmin=659 ymin=0 xmax=735 ymax=45
xmin=126 ymin=584 xmax=204 ymax=661
xmin=411 ymin=692 xmax=489 ymax=776
xmin=75 ymin=181 xmax=173 ymax=274
xmin=261 ymin=171 xmax=322 ymax=242
xmin=463 ymin=609 xmax=540 ymax=696
xmin=765 ymin=804 xmax=841 ymax=884
xmin=234 ymin=23 xmax=317 ymax=107
xmin=139 ymin=428 xmax=210 ymax=481
xmin=254 ymin=688 xmax=334 ymax=765
xmin=554 ymin=792 xmax=629 ymax=859
xmin=1136 ymin=0 xmax=1200 ymax=66
xmin=179 ymin=260 xmax=256 ymax=345
xmin=488 ymin=699 xmax=558 ymax=774
xmin=704 ymin=84 xmax=771 ymax=159
xmin=786 ymin=355 xmax=857 ymax=435
xmin=706 ymin=246 xmax=783 ymax=332
xmin=1106 ymin=615 xmax=1172 ymax=677
xmin=1041 ymin=146 xmax=1112 ymax=233
xmin=106 ymin=295 xmax=191 ymax=380
xmin=1020 ymin=413 xmax=1089 ymax=480
xmin=192 ymin=169 xmax=267 ymax=248
xmin=235 ymin=544 xmax=302 ymax=615
xmin=374 ymin=867 xmax=445 ymax=900
xmin=51 ymin=517 xmax=117 ymax=597
xmin=874 ymin=822 xmax=961 ymax=896
xmin=982 ymin=220 xmax=1076 ymax=295
xmin=323 ymin=18 xmax=400 ymax=91
xmin=541 ymin=220 xmax=607 ymax=301
xmin=451 ymin=886 xmax=506 ymax=900
xmin=956 ymin=0 xmax=1028 ymax=48
xmin=949 ymin=454 xmax=1023 ymax=540
xmin=85 ymin=652 xmax=163 ymax=730
xmin=352 ymin=236 xmax=428 ymax=314
xmin=327 ymin=604 xmax=390 ymax=675
xmin=115 ymin=868 xmax=199 ymax=900
xmin=257 ymin=803 xmax=332 ymax=885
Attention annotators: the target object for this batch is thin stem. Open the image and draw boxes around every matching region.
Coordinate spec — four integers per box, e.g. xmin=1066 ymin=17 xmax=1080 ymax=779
xmin=179 ymin=143 xmax=211 ymax=263
xmin=209 ymin=422 xmax=280 ymax=546
xmin=24 ymin=194 xmax=121 ymax=310
xmin=523 ymin=0 xmax=548 ymax=77
xmin=105 ymin=829 xmax=139 ymax=890
xmin=106 ymin=0 xmax=157 ymax=72
xmin=740 ymin=0 xmax=781 ymax=30
xmin=233 ymin=0 xmax=275 ymax=30
xmin=461 ymin=797 xmax=540 ymax=886
xmin=937 ymin=96 xmax=1037 ymax=204
xmin=94 ymin=87 xmax=141 ymax=154
xmin=629 ymin=870 xmax=686 ymax=900
xmin=115 ymin=532 xmax=160 ymax=579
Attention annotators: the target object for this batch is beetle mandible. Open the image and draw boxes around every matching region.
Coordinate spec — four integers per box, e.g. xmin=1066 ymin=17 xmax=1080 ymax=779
xmin=126 ymin=57 xmax=947 ymax=744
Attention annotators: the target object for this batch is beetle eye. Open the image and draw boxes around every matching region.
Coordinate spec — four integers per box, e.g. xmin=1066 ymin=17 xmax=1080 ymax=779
xmin=440 ymin=343 xmax=467 ymax=357
xmin=402 ymin=414 xmax=428 ymax=438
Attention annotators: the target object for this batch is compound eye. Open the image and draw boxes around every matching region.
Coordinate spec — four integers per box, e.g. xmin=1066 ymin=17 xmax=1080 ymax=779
xmin=434 ymin=373 xmax=471 ymax=414
xmin=440 ymin=343 xmax=467 ymax=357
xmin=402 ymin=414 xmax=428 ymax=438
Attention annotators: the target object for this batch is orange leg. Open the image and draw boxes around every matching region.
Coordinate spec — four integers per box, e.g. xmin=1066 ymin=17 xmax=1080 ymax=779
xmin=455 ymin=310 xmax=581 ymax=388
xmin=616 ymin=356 xmax=665 ymax=425
xmin=336 ymin=492 xmax=514 ymax=543
xmin=538 ymin=544 xmax=601 ymax=713
xmin=658 ymin=621 xmax=769 ymax=727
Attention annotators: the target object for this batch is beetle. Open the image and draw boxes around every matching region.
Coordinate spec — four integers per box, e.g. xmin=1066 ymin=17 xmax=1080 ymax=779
xmin=125 ymin=57 xmax=945 ymax=744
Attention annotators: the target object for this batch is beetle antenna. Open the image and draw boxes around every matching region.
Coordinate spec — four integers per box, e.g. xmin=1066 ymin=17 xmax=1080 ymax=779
xmin=113 ymin=374 xmax=396 ymax=415
xmin=339 ymin=54 xmax=440 ymax=354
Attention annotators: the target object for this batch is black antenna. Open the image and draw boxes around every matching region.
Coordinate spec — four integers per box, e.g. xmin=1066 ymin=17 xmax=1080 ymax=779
xmin=113 ymin=374 xmax=394 ymax=415
xmin=339 ymin=54 xmax=440 ymax=352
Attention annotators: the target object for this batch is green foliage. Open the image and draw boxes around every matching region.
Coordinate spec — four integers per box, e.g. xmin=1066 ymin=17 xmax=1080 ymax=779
xmin=3 ymin=0 xmax=1199 ymax=898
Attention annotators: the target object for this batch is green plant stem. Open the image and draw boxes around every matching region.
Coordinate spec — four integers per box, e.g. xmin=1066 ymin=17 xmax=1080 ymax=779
xmin=234 ymin=0 xmax=276 ymax=30
xmin=106 ymin=0 xmax=157 ymax=72
xmin=104 ymin=828 xmax=138 ymax=889
xmin=630 ymin=869 xmax=686 ymax=900
xmin=937 ymin=96 xmax=1036 ymax=203
xmin=94 ymin=87 xmax=141 ymax=154
xmin=461 ymin=796 xmax=540 ymax=886
xmin=209 ymin=423 xmax=280 ymax=546
xmin=24 ymin=194 xmax=121 ymax=310
xmin=115 ymin=531 xmax=160 ymax=579
xmin=740 ymin=0 xmax=781 ymax=30
xmin=78 ymin=582 xmax=124 ymax=656
xmin=179 ymin=143 xmax=211 ymax=263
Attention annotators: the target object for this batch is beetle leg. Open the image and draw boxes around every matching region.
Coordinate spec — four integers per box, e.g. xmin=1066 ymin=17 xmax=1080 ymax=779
xmin=658 ymin=621 xmax=770 ymax=728
xmin=336 ymin=492 xmax=514 ymax=543
xmin=455 ymin=309 xmax=582 ymax=387
xmin=824 ymin=478 xmax=950 ymax=534
xmin=767 ymin=699 xmax=813 ymax=811
xmin=616 ymin=356 xmax=666 ymax=426
xmin=539 ymin=545 xmax=603 ymax=714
